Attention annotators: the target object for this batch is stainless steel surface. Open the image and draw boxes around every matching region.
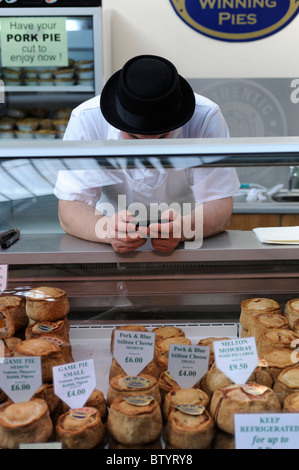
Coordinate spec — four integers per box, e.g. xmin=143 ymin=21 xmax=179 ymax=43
xmin=271 ymin=189 xmax=299 ymax=203
xmin=3 ymin=230 xmax=299 ymax=321
xmin=2 ymin=230 xmax=299 ymax=264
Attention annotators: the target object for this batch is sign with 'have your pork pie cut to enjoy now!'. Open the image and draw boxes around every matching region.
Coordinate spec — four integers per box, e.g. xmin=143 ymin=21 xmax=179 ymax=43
xmin=0 ymin=17 xmax=68 ymax=68
xmin=169 ymin=0 xmax=299 ymax=42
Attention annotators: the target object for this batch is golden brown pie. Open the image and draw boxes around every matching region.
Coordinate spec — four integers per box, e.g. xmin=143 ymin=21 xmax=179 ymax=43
xmin=25 ymin=318 xmax=70 ymax=341
xmin=284 ymin=299 xmax=299 ymax=329
xmin=32 ymin=383 xmax=61 ymax=417
xmin=0 ymin=398 xmax=53 ymax=449
xmin=107 ymin=396 xmax=162 ymax=445
xmin=107 ymin=374 xmax=161 ymax=406
xmin=25 ymin=286 xmax=70 ymax=322
xmin=262 ymin=348 xmax=295 ymax=381
xmin=213 ymin=430 xmax=235 ymax=449
xmin=204 ymin=363 xmax=233 ymax=397
xmin=0 ymin=306 xmax=15 ymax=339
xmin=273 ymin=366 xmax=299 ymax=405
xmin=248 ymin=313 xmax=290 ymax=341
xmin=3 ymin=337 xmax=23 ymax=356
xmin=283 ymin=391 xmax=299 ymax=411
xmin=158 ymin=370 xmax=181 ymax=402
xmin=164 ymin=406 xmax=214 ymax=449
xmin=58 ymin=388 xmax=108 ymax=423
xmin=55 ymin=407 xmax=104 ymax=449
xmin=240 ymin=297 xmax=281 ymax=331
xmin=210 ymin=383 xmax=281 ymax=435
xmin=162 ymin=387 xmax=210 ymax=420
xmin=197 ymin=337 xmax=230 ymax=368
xmin=257 ymin=328 xmax=299 ymax=356
xmin=152 ymin=326 xmax=185 ymax=345
xmin=109 ymin=357 xmax=159 ymax=380
xmin=14 ymin=338 xmax=66 ymax=383
xmin=110 ymin=324 xmax=148 ymax=353
xmin=0 ymin=295 xmax=27 ymax=332
xmin=248 ymin=359 xmax=274 ymax=389
xmin=40 ymin=335 xmax=74 ymax=363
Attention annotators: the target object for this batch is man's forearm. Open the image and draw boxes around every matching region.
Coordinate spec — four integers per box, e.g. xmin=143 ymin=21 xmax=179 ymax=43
xmin=58 ymin=200 xmax=109 ymax=243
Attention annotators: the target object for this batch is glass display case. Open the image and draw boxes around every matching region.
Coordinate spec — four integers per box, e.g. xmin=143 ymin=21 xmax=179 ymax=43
xmin=1 ymin=137 xmax=299 ymax=451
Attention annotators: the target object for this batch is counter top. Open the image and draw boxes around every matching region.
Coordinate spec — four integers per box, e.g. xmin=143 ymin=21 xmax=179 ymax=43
xmin=233 ymin=198 xmax=299 ymax=214
xmin=1 ymin=230 xmax=299 ymax=265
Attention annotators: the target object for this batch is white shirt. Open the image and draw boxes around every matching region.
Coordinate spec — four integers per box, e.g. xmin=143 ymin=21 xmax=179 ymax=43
xmin=54 ymin=93 xmax=240 ymax=212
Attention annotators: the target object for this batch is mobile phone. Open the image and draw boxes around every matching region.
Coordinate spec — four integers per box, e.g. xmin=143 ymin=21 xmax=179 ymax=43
xmin=134 ymin=218 xmax=169 ymax=228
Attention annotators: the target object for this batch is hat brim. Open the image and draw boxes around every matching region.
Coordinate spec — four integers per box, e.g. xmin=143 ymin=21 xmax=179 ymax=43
xmin=100 ymin=70 xmax=195 ymax=135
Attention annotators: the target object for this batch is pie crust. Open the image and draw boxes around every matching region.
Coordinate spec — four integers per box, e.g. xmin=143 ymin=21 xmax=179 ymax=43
xmin=55 ymin=407 xmax=104 ymax=449
xmin=0 ymin=295 xmax=27 ymax=332
xmin=0 ymin=398 xmax=53 ymax=449
xmin=283 ymin=391 xmax=299 ymax=411
xmin=284 ymin=299 xmax=299 ymax=329
xmin=162 ymin=387 xmax=210 ymax=420
xmin=248 ymin=313 xmax=290 ymax=341
xmin=158 ymin=371 xmax=180 ymax=403
xmin=25 ymin=318 xmax=70 ymax=341
xmin=197 ymin=337 xmax=230 ymax=368
xmin=273 ymin=366 xmax=299 ymax=405
xmin=257 ymin=328 xmax=299 ymax=356
xmin=59 ymin=389 xmax=108 ymax=423
xmin=164 ymin=407 xmax=214 ymax=449
xmin=0 ymin=306 xmax=15 ymax=339
xmin=210 ymin=383 xmax=281 ymax=435
xmin=154 ymin=336 xmax=191 ymax=362
xmin=107 ymin=374 xmax=161 ymax=406
xmin=25 ymin=286 xmax=70 ymax=322
xmin=107 ymin=396 xmax=162 ymax=445
xmin=240 ymin=298 xmax=281 ymax=331
xmin=14 ymin=338 xmax=66 ymax=382
xmin=152 ymin=326 xmax=185 ymax=345
xmin=262 ymin=348 xmax=295 ymax=381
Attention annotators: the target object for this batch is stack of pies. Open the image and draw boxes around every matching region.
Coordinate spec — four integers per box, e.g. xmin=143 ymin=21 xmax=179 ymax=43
xmin=0 ymin=399 xmax=53 ymax=449
xmin=162 ymin=387 xmax=209 ymax=420
xmin=273 ymin=366 xmax=299 ymax=405
xmin=284 ymin=299 xmax=299 ymax=329
xmin=210 ymin=383 xmax=281 ymax=435
xmin=107 ymin=374 xmax=161 ymax=406
xmin=108 ymin=396 xmax=162 ymax=446
xmin=240 ymin=298 xmax=281 ymax=336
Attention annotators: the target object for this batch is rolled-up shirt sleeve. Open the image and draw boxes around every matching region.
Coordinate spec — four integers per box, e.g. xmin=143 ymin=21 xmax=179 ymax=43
xmin=186 ymin=167 xmax=240 ymax=203
xmin=53 ymin=170 xmax=102 ymax=207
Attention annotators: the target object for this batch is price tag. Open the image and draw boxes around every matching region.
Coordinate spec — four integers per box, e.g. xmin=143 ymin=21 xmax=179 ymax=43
xmin=214 ymin=337 xmax=258 ymax=384
xmin=113 ymin=330 xmax=155 ymax=376
xmin=53 ymin=359 xmax=96 ymax=409
xmin=0 ymin=265 xmax=7 ymax=293
xmin=0 ymin=356 xmax=42 ymax=402
xmin=167 ymin=344 xmax=210 ymax=388
xmin=235 ymin=413 xmax=299 ymax=449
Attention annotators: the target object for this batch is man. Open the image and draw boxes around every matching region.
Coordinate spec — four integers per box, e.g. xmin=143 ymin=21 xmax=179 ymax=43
xmin=54 ymin=55 xmax=240 ymax=253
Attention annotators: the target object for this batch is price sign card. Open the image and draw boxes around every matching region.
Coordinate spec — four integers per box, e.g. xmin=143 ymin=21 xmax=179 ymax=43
xmin=214 ymin=337 xmax=258 ymax=384
xmin=167 ymin=344 xmax=210 ymax=388
xmin=53 ymin=359 xmax=96 ymax=409
xmin=0 ymin=265 xmax=7 ymax=293
xmin=0 ymin=356 xmax=42 ymax=402
xmin=113 ymin=330 xmax=155 ymax=376
xmin=235 ymin=413 xmax=299 ymax=449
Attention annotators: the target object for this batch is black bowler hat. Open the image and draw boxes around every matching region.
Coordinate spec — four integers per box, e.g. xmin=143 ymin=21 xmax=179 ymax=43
xmin=100 ymin=55 xmax=195 ymax=135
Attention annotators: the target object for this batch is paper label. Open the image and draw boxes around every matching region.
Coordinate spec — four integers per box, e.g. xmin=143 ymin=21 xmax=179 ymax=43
xmin=113 ymin=330 xmax=155 ymax=376
xmin=235 ymin=413 xmax=299 ymax=449
xmin=175 ymin=404 xmax=205 ymax=416
xmin=0 ymin=265 xmax=7 ymax=293
xmin=0 ymin=17 xmax=68 ymax=68
xmin=123 ymin=395 xmax=154 ymax=406
xmin=124 ymin=376 xmax=152 ymax=389
xmin=214 ymin=337 xmax=258 ymax=384
xmin=0 ymin=356 xmax=42 ymax=402
xmin=53 ymin=359 xmax=96 ymax=409
xmin=167 ymin=344 xmax=210 ymax=388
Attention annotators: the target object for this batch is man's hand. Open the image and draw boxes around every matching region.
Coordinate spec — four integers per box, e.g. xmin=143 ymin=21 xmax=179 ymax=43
xmin=104 ymin=210 xmax=148 ymax=253
xmin=148 ymin=209 xmax=182 ymax=253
